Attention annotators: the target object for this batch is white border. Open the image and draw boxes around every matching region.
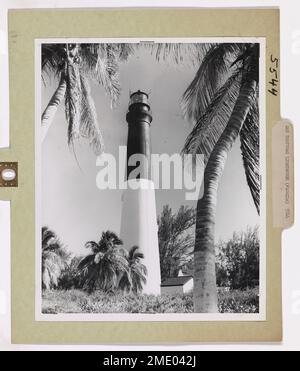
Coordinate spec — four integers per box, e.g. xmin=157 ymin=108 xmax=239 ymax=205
xmin=35 ymin=37 xmax=266 ymax=322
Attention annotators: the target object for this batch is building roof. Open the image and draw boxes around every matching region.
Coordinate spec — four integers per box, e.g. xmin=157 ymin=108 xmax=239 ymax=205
xmin=161 ymin=276 xmax=193 ymax=287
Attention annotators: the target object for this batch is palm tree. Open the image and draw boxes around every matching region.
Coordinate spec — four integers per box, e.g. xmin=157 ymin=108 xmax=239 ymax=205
xmin=78 ymin=231 xmax=129 ymax=293
xmin=42 ymin=227 xmax=68 ymax=290
xmin=158 ymin=205 xmax=195 ymax=280
xmin=41 ymin=43 xmax=134 ymax=153
xmin=119 ymin=246 xmax=147 ymax=294
xmin=41 ymin=42 xmax=208 ymax=156
xmin=58 ymin=255 xmax=83 ymax=290
xmin=182 ymin=43 xmax=260 ymax=312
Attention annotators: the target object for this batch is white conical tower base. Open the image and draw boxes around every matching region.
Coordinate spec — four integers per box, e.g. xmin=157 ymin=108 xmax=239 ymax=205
xmin=120 ymin=179 xmax=161 ymax=295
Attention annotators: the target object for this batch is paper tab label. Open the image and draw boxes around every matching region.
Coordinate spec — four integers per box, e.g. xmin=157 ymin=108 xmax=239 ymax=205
xmin=272 ymin=120 xmax=294 ymax=229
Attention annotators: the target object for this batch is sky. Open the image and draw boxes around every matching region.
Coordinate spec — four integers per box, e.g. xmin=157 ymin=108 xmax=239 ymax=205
xmin=42 ymin=45 xmax=259 ymax=256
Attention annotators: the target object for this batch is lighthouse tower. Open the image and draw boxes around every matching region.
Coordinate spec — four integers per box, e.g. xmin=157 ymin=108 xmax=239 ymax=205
xmin=120 ymin=91 xmax=161 ymax=295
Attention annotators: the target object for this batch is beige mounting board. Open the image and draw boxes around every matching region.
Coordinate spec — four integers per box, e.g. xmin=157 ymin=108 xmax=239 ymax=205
xmin=0 ymin=8 xmax=294 ymax=344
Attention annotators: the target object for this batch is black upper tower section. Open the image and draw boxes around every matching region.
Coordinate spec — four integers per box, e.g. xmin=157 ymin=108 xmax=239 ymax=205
xmin=126 ymin=91 xmax=152 ymax=180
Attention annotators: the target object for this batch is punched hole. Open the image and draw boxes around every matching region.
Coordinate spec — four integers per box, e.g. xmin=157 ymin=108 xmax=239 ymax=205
xmin=1 ymin=168 xmax=16 ymax=182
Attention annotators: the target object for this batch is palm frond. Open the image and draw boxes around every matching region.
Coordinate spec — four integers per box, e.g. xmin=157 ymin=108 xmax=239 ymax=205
xmin=128 ymin=245 xmax=143 ymax=260
xmin=148 ymin=43 xmax=204 ymax=66
xmin=131 ymin=262 xmax=148 ymax=279
xmin=81 ymin=44 xmax=121 ymax=107
xmin=241 ymin=43 xmax=260 ymax=83
xmin=110 ymin=253 xmax=129 ymax=272
xmin=79 ymin=74 xmax=104 ymax=155
xmin=182 ymin=70 xmax=242 ymax=163
xmin=42 ymin=227 xmax=68 ymax=290
xmin=42 ymin=268 xmax=51 ymax=290
xmin=85 ymin=241 xmax=100 ymax=253
xmin=99 ymin=231 xmax=123 ymax=251
xmin=115 ymin=43 xmax=136 ymax=62
xmin=79 ymin=231 xmax=130 ymax=292
xmin=42 ymin=227 xmax=57 ymax=249
xmin=55 ymin=246 xmax=70 ymax=261
xmin=82 ymin=255 xmax=95 ymax=270
xmin=98 ymin=44 xmax=121 ymax=107
xmin=83 ymin=262 xmax=99 ymax=291
xmin=41 ymin=44 xmax=66 ymax=80
xmin=181 ymin=43 xmax=244 ymax=123
xmin=118 ymin=273 xmax=132 ymax=292
xmin=240 ymin=96 xmax=260 ymax=214
xmin=43 ymin=250 xmax=65 ymax=270
xmin=119 ymin=245 xmax=147 ymax=294
xmin=78 ymin=254 xmax=95 ymax=272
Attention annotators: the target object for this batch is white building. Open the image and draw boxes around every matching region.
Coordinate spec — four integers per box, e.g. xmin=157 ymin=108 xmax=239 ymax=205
xmin=161 ymin=276 xmax=194 ymax=296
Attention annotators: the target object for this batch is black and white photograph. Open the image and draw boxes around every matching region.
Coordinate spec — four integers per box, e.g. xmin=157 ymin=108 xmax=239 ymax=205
xmin=37 ymin=39 xmax=265 ymax=320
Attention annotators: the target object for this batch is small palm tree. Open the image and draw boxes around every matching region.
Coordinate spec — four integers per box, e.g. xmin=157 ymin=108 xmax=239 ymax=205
xmin=42 ymin=227 xmax=68 ymax=290
xmin=78 ymin=231 xmax=129 ymax=293
xmin=119 ymin=246 xmax=147 ymax=294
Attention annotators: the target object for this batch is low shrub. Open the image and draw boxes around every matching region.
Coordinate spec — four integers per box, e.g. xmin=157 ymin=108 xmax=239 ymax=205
xmin=42 ymin=287 xmax=259 ymax=314
xmin=218 ymin=287 xmax=259 ymax=313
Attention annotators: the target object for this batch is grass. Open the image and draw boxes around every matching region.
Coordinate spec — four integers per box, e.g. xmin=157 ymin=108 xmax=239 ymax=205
xmin=42 ymin=287 xmax=259 ymax=314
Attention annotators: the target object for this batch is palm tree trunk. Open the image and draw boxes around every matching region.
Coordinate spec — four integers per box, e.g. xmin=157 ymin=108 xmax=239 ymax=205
xmin=41 ymin=74 xmax=66 ymax=142
xmin=193 ymin=78 xmax=257 ymax=313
